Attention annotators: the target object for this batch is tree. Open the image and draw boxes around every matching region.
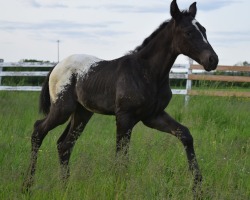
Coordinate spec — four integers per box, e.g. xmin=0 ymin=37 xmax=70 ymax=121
xmin=243 ymin=61 xmax=250 ymax=66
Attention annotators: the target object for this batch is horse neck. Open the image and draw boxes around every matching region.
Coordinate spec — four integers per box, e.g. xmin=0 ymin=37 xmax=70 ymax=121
xmin=137 ymin=22 xmax=178 ymax=82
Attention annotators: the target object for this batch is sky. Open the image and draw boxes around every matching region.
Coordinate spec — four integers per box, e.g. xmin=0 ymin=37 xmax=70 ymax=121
xmin=0 ymin=0 xmax=249 ymax=65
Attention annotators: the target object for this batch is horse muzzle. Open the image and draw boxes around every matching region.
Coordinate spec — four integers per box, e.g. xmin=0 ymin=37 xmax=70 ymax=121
xmin=200 ymin=51 xmax=219 ymax=71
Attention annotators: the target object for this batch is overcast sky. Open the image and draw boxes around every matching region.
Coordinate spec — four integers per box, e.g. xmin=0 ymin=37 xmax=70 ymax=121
xmin=0 ymin=0 xmax=249 ymax=65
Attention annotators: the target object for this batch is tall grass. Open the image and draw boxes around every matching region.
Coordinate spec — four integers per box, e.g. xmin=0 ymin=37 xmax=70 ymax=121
xmin=0 ymin=91 xmax=249 ymax=199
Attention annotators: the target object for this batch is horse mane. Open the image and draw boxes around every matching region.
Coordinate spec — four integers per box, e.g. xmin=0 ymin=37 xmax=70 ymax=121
xmin=129 ymin=20 xmax=169 ymax=54
xmin=129 ymin=10 xmax=191 ymax=54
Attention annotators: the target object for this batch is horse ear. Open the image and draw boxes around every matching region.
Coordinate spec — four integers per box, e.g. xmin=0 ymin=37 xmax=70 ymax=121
xmin=170 ymin=0 xmax=181 ymax=20
xmin=189 ymin=2 xmax=197 ymax=18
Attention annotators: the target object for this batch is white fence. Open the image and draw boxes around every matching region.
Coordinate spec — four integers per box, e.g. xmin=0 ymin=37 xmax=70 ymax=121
xmin=0 ymin=62 xmax=55 ymax=91
xmin=1 ymin=62 xmax=249 ymax=99
xmin=0 ymin=62 xmax=190 ymax=94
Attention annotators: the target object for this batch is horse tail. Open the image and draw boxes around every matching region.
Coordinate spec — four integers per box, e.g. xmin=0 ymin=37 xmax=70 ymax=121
xmin=39 ymin=66 xmax=54 ymax=115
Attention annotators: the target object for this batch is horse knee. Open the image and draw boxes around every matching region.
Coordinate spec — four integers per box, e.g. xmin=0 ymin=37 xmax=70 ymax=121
xmin=178 ymin=126 xmax=193 ymax=147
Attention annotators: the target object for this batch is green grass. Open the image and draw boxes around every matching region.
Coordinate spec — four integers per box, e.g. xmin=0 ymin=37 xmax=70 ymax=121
xmin=0 ymin=91 xmax=249 ymax=199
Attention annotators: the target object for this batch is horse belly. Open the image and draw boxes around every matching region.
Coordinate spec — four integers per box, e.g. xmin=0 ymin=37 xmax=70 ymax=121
xmin=76 ymin=84 xmax=116 ymax=115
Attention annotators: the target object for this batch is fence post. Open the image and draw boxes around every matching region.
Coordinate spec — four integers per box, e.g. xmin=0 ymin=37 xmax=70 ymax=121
xmin=0 ymin=61 xmax=3 ymax=86
xmin=185 ymin=58 xmax=193 ymax=105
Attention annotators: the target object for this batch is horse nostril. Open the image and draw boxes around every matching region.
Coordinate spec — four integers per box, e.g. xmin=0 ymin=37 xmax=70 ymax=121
xmin=207 ymin=54 xmax=218 ymax=70
xmin=209 ymin=56 xmax=214 ymax=64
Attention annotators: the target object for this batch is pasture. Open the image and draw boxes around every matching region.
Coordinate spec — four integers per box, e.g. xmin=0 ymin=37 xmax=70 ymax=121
xmin=0 ymin=91 xmax=249 ymax=199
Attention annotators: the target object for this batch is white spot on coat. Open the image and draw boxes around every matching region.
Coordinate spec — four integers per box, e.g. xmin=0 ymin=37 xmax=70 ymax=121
xmin=49 ymin=54 xmax=103 ymax=103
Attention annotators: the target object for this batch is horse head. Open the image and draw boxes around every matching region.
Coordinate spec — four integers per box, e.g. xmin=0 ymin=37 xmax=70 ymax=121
xmin=170 ymin=0 xmax=218 ymax=71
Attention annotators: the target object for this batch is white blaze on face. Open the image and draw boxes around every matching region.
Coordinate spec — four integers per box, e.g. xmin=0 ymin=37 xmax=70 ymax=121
xmin=192 ymin=19 xmax=208 ymax=44
xmin=49 ymin=54 xmax=103 ymax=103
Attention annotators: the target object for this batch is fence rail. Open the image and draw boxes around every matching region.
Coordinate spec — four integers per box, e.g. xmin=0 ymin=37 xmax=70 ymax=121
xmin=0 ymin=86 xmax=42 ymax=91
xmin=187 ymin=65 xmax=250 ymax=98
xmin=0 ymin=71 xmax=48 ymax=77
xmin=188 ymin=90 xmax=250 ymax=97
xmin=0 ymin=62 xmax=55 ymax=68
xmin=188 ymin=74 xmax=250 ymax=82
xmin=190 ymin=65 xmax=250 ymax=72
xmin=0 ymin=62 xmax=249 ymax=98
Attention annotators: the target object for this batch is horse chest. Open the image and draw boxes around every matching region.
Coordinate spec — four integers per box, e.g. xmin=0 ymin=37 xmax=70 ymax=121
xmin=115 ymin=86 xmax=171 ymax=119
xmin=141 ymin=86 xmax=172 ymax=117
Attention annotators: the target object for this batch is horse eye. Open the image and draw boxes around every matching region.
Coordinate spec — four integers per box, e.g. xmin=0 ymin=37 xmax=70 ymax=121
xmin=185 ymin=31 xmax=192 ymax=37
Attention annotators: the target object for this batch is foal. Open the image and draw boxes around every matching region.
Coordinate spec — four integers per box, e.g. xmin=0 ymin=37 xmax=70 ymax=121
xmin=23 ymin=0 xmax=218 ymax=196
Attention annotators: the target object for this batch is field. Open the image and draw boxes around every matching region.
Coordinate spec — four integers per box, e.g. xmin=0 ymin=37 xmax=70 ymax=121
xmin=0 ymin=91 xmax=249 ymax=199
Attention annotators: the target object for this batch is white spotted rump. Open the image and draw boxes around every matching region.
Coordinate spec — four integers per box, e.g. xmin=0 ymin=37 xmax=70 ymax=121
xmin=192 ymin=19 xmax=208 ymax=44
xmin=49 ymin=54 xmax=103 ymax=103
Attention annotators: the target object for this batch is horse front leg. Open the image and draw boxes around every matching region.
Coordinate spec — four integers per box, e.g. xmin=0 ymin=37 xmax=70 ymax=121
xmin=143 ymin=111 xmax=202 ymax=198
xmin=115 ymin=112 xmax=137 ymax=161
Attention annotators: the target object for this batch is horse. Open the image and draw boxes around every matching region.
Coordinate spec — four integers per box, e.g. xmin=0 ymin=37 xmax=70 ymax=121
xmin=22 ymin=0 xmax=218 ymax=197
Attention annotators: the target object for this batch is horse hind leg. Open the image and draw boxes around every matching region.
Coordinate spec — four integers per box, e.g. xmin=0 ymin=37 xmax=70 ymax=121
xmin=57 ymin=105 xmax=93 ymax=181
xmin=22 ymin=118 xmax=47 ymax=192
xmin=22 ymin=101 xmax=75 ymax=193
